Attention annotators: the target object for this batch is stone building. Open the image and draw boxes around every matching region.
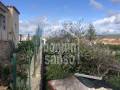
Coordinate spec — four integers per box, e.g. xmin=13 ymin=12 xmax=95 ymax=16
xmin=0 ymin=1 xmax=20 ymax=46
xmin=0 ymin=1 xmax=19 ymax=86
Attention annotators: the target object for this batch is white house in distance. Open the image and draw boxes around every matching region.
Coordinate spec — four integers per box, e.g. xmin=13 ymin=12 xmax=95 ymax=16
xmin=0 ymin=1 xmax=20 ymax=46
xmin=19 ymin=34 xmax=32 ymax=41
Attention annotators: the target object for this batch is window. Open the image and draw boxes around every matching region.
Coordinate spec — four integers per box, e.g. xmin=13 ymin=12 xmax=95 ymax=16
xmin=3 ymin=16 xmax=5 ymax=30
xmin=3 ymin=25 xmax=5 ymax=30
xmin=0 ymin=15 xmax=3 ymax=28
xmin=0 ymin=14 xmax=5 ymax=30
xmin=15 ymin=23 xmax=18 ymax=33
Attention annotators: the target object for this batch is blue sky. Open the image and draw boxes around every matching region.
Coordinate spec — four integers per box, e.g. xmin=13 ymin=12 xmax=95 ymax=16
xmin=2 ymin=0 xmax=119 ymax=21
xmin=2 ymin=0 xmax=120 ymax=35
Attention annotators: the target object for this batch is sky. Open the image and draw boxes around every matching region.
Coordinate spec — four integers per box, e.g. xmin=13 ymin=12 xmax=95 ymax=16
xmin=1 ymin=0 xmax=120 ymax=35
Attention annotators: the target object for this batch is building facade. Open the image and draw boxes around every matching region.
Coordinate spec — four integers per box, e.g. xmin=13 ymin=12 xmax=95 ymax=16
xmin=0 ymin=1 xmax=19 ymax=46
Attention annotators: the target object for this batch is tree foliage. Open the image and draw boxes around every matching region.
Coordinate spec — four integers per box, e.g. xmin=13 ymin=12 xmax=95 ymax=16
xmin=16 ymin=41 xmax=34 ymax=79
xmin=86 ymin=24 xmax=96 ymax=41
xmin=44 ymin=21 xmax=120 ymax=89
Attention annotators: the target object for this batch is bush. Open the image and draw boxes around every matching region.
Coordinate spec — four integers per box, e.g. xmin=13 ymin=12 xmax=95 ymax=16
xmin=17 ymin=41 xmax=34 ymax=52
xmin=15 ymin=40 xmax=34 ymax=89
xmin=45 ymin=64 xmax=71 ymax=80
xmin=44 ymin=64 xmax=72 ymax=90
xmin=43 ymin=41 xmax=120 ymax=89
xmin=107 ymin=76 xmax=120 ymax=89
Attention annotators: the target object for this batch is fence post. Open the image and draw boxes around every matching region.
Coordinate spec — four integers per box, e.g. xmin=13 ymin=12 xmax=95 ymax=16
xmin=28 ymin=46 xmax=32 ymax=90
xmin=11 ymin=53 xmax=16 ymax=90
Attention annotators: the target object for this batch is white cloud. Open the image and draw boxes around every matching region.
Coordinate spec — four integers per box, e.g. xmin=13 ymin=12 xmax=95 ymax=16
xmin=107 ymin=10 xmax=120 ymax=17
xmin=90 ymin=0 xmax=103 ymax=10
xmin=19 ymin=16 xmax=65 ymax=37
xmin=19 ymin=16 xmax=48 ymax=35
xmin=20 ymin=14 xmax=120 ymax=37
xmin=93 ymin=13 xmax=120 ymax=34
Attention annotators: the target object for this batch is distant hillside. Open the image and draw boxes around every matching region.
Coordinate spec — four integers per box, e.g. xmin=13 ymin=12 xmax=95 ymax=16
xmin=97 ymin=34 xmax=120 ymax=39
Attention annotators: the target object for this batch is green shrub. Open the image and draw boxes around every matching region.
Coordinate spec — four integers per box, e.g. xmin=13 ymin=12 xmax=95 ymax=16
xmin=46 ymin=64 xmax=71 ymax=80
xmin=17 ymin=41 xmax=34 ymax=52
xmin=2 ymin=65 xmax=10 ymax=80
xmin=107 ymin=76 xmax=120 ymax=89
xmin=15 ymin=40 xmax=34 ymax=89
xmin=45 ymin=64 xmax=72 ymax=90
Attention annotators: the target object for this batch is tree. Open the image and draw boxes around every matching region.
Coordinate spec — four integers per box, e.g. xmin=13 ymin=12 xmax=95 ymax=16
xmin=86 ymin=24 xmax=96 ymax=41
xmin=47 ymin=20 xmax=85 ymax=43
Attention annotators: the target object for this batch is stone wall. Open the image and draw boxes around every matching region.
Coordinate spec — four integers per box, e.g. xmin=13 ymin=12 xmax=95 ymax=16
xmin=0 ymin=40 xmax=14 ymax=88
xmin=0 ymin=41 xmax=13 ymax=65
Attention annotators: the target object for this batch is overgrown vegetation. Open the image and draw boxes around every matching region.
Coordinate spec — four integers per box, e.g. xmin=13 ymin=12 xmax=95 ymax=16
xmin=45 ymin=64 xmax=71 ymax=80
xmin=43 ymin=22 xmax=120 ymax=89
xmin=15 ymin=41 xmax=34 ymax=90
xmin=103 ymin=44 xmax=120 ymax=89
